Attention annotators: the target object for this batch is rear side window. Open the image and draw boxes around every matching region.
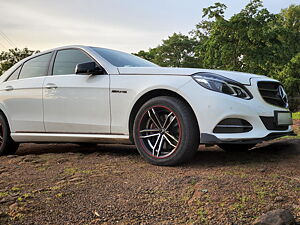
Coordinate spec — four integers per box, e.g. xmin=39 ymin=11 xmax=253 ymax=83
xmin=7 ymin=66 xmax=21 ymax=81
xmin=19 ymin=53 xmax=52 ymax=79
xmin=52 ymin=49 xmax=93 ymax=75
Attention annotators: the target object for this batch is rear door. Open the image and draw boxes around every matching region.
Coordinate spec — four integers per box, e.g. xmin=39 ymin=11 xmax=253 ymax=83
xmin=43 ymin=49 xmax=110 ymax=133
xmin=0 ymin=53 xmax=52 ymax=132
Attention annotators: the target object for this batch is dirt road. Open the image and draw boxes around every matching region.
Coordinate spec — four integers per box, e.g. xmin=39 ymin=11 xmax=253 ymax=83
xmin=0 ymin=138 xmax=299 ymax=225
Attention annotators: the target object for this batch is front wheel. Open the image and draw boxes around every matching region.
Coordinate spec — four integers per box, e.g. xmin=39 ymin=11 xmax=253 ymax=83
xmin=133 ymin=96 xmax=199 ymax=166
xmin=218 ymin=144 xmax=256 ymax=152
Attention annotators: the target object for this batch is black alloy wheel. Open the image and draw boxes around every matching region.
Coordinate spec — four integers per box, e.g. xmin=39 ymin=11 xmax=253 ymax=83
xmin=133 ymin=96 xmax=199 ymax=166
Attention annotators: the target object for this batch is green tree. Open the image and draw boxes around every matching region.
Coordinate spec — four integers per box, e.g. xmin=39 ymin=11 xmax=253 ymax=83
xmin=276 ymin=5 xmax=300 ymax=110
xmin=276 ymin=53 xmax=300 ymax=110
xmin=0 ymin=48 xmax=38 ymax=75
xmin=136 ymin=33 xmax=201 ymax=68
xmin=193 ymin=0 xmax=284 ymax=74
xmin=134 ymin=48 xmax=158 ymax=62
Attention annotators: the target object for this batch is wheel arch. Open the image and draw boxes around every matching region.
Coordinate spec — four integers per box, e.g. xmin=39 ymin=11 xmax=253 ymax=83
xmin=128 ymin=89 xmax=199 ymax=143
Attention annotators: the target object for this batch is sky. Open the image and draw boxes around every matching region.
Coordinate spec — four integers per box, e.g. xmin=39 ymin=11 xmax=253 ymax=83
xmin=0 ymin=0 xmax=299 ymax=53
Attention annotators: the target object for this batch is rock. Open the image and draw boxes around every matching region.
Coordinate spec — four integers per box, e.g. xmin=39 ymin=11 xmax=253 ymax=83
xmin=258 ymin=168 xmax=266 ymax=172
xmin=22 ymin=155 xmax=38 ymax=162
xmin=253 ymin=209 xmax=296 ymax=225
xmin=6 ymin=155 xmax=18 ymax=158
xmin=69 ymin=177 xmax=82 ymax=182
xmin=23 ymin=158 xmax=34 ymax=162
xmin=31 ymin=160 xmax=45 ymax=164
xmin=9 ymin=203 xmax=18 ymax=211
xmin=94 ymin=210 xmax=100 ymax=217
xmin=274 ymin=196 xmax=285 ymax=203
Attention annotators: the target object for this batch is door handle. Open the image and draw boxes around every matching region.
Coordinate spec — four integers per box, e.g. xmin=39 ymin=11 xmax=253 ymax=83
xmin=45 ymin=83 xmax=58 ymax=89
xmin=4 ymin=86 xmax=14 ymax=91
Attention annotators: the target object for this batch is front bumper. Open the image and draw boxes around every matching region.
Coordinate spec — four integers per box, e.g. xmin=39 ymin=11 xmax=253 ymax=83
xmin=178 ymin=77 xmax=294 ymax=144
xmin=200 ymin=131 xmax=296 ymax=144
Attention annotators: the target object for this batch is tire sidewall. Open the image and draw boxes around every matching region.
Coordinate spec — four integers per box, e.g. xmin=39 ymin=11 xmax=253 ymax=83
xmin=133 ymin=96 xmax=198 ymax=166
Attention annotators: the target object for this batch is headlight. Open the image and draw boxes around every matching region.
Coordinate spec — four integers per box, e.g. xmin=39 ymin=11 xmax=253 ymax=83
xmin=192 ymin=72 xmax=252 ymax=100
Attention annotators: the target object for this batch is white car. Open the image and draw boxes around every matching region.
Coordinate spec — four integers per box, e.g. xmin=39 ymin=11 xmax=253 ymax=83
xmin=0 ymin=45 xmax=294 ymax=165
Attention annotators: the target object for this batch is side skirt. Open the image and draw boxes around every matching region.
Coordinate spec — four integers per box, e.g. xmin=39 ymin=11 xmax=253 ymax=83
xmin=11 ymin=133 xmax=131 ymax=144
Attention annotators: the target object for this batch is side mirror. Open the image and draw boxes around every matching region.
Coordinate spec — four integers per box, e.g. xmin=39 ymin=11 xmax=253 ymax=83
xmin=75 ymin=62 xmax=104 ymax=75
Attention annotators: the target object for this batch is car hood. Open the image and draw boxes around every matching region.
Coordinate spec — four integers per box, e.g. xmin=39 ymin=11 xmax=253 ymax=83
xmin=117 ymin=67 xmax=266 ymax=85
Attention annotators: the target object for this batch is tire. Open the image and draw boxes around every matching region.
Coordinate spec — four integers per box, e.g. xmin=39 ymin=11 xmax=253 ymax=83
xmin=217 ymin=144 xmax=256 ymax=152
xmin=0 ymin=113 xmax=19 ymax=156
xmin=133 ymin=96 xmax=199 ymax=166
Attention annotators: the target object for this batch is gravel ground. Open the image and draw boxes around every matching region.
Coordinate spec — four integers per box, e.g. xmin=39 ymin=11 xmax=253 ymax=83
xmin=0 ymin=124 xmax=299 ymax=225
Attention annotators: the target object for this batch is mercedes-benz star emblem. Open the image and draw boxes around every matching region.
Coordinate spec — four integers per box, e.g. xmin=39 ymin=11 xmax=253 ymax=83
xmin=278 ymin=85 xmax=288 ymax=108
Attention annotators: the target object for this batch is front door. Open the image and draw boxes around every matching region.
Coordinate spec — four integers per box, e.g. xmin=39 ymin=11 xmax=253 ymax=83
xmin=43 ymin=49 xmax=110 ymax=134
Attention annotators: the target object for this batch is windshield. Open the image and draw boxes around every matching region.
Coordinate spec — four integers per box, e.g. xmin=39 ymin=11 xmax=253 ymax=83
xmin=91 ymin=47 xmax=158 ymax=67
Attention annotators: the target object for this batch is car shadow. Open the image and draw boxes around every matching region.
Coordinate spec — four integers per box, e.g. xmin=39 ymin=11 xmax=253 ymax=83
xmin=16 ymin=143 xmax=139 ymax=156
xmin=188 ymin=138 xmax=300 ymax=167
xmin=14 ymin=139 xmax=300 ymax=167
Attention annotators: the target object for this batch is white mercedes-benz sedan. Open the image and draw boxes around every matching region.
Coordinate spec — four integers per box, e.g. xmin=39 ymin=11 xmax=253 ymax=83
xmin=0 ymin=45 xmax=294 ymax=165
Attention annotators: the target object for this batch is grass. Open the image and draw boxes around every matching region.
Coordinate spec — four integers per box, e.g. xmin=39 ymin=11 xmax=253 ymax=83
xmin=292 ymin=112 xmax=300 ymax=120
xmin=56 ymin=193 xmax=63 ymax=198
xmin=11 ymin=186 xmax=21 ymax=192
xmin=197 ymin=207 xmax=208 ymax=224
xmin=50 ymin=186 xmax=61 ymax=191
xmin=0 ymin=191 xmax=9 ymax=197
xmin=64 ymin=167 xmax=77 ymax=176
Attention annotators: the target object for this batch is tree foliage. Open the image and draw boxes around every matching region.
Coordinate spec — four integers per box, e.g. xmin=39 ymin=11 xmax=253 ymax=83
xmin=0 ymin=48 xmax=38 ymax=75
xmin=276 ymin=53 xmax=300 ymax=110
xmin=136 ymin=0 xmax=300 ymax=110
xmin=136 ymin=33 xmax=201 ymax=68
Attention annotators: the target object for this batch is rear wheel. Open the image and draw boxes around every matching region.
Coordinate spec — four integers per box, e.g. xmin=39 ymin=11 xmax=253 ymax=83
xmin=0 ymin=113 xmax=19 ymax=156
xmin=218 ymin=144 xmax=256 ymax=152
xmin=133 ymin=96 xmax=199 ymax=166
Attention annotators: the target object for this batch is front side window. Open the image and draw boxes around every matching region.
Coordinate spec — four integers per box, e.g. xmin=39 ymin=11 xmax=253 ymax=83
xmin=19 ymin=53 xmax=52 ymax=79
xmin=7 ymin=66 xmax=21 ymax=81
xmin=52 ymin=49 xmax=94 ymax=75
